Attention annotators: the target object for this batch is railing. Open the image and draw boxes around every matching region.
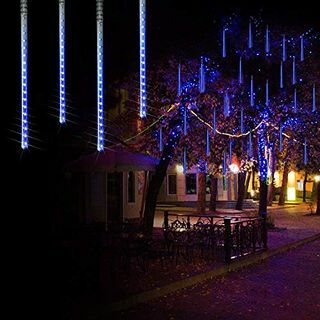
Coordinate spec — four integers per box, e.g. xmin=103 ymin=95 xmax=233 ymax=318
xmin=102 ymin=211 xmax=268 ymax=276
xmin=163 ymin=211 xmax=268 ymax=263
xmin=225 ymin=215 xmax=268 ymax=263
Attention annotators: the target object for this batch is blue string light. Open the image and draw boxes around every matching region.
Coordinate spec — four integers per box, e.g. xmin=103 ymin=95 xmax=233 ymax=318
xmin=292 ymin=56 xmax=296 ymax=85
xmin=282 ymin=35 xmax=286 ymax=62
xmin=206 ymin=129 xmax=210 ymax=156
xmin=265 ymin=25 xmax=270 ymax=54
xmin=280 ymin=61 xmax=284 ymax=89
xmin=223 ymin=149 xmax=227 ymax=175
xmin=183 ymin=146 xmax=187 ymax=174
xmin=257 ymin=111 xmax=268 ymax=182
xmin=304 ymin=138 xmax=308 ymax=165
xmin=229 ymin=139 xmax=232 ymax=164
xmin=96 ymin=0 xmax=104 ymax=151
xmin=293 ymin=88 xmax=297 ymax=113
xmin=224 ymin=92 xmax=230 ymax=116
xmin=238 ymin=56 xmax=243 ymax=84
xmin=279 ymin=125 xmax=283 ymax=151
xmin=159 ymin=126 xmax=163 ymax=152
xmin=300 ymin=36 xmax=304 ymax=61
xmin=178 ymin=63 xmax=181 ymax=97
xmin=250 ymin=75 xmax=254 ymax=107
xmin=139 ymin=0 xmax=147 ymax=118
xmin=265 ymin=79 xmax=269 ymax=106
xmin=222 ymin=27 xmax=226 ymax=58
xmin=248 ymin=20 xmax=253 ymax=49
xmin=199 ymin=57 xmax=205 ymax=93
xmin=20 ymin=0 xmax=28 ymax=149
xmin=240 ymin=107 xmax=244 ymax=134
xmin=59 ymin=0 xmax=66 ymax=124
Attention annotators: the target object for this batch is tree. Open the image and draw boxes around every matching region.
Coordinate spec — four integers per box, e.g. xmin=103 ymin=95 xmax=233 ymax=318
xmin=114 ymin=16 xmax=320 ymax=234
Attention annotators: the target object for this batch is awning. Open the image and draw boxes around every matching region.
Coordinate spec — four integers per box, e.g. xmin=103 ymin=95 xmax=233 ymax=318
xmin=67 ymin=149 xmax=159 ymax=172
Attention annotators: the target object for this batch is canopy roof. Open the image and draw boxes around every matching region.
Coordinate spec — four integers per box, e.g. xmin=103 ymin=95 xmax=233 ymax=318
xmin=67 ymin=149 xmax=159 ymax=172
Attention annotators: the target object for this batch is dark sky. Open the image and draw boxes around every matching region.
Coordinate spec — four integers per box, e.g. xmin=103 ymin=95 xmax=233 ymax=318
xmin=7 ymin=0 xmax=319 ymax=126
xmin=5 ymin=0 xmax=318 ymax=204
xmin=7 ymin=0 xmax=319 ymax=117
xmin=5 ymin=0 xmax=319 ymax=164
xmin=5 ymin=0 xmax=319 ymax=190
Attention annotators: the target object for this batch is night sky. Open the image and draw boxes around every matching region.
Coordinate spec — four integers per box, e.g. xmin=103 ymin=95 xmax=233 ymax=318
xmin=4 ymin=1 xmax=318 ymax=317
xmin=6 ymin=0 xmax=318 ymax=152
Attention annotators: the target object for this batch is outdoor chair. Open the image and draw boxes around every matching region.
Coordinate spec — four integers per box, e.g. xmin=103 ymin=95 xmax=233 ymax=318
xmin=163 ymin=228 xmax=193 ymax=265
xmin=192 ymin=221 xmax=212 ymax=260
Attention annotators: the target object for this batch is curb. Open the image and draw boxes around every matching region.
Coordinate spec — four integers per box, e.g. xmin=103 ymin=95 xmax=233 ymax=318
xmin=107 ymin=233 xmax=320 ymax=314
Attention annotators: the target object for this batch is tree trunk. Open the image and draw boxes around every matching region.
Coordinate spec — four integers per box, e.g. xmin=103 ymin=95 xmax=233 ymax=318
xmin=267 ymin=146 xmax=276 ymax=206
xmin=209 ymin=176 xmax=218 ymax=212
xmin=139 ymin=171 xmax=149 ymax=221
xmin=143 ymin=161 xmax=170 ymax=236
xmin=259 ymin=178 xmax=268 ymax=216
xmin=278 ymin=162 xmax=289 ymax=206
xmin=235 ymin=172 xmax=246 ymax=210
xmin=316 ymin=182 xmax=320 ymax=215
xmin=312 ymin=179 xmax=318 ymax=203
xmin=303 ymin=171 xmax=308 ymax=202
xmin=252 ymin=170 xmax=256 ymax=191
xmin=197 ymin=172 xmax=206 ymax=214
xmin=143 ymin=128 xmax=180 ymax=236
xmin=245 ymin=170 xmax=251 ymax=198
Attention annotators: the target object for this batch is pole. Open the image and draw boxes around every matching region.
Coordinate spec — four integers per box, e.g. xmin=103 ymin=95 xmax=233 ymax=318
xmin=224 ymin=217 xmax=232 ymax=263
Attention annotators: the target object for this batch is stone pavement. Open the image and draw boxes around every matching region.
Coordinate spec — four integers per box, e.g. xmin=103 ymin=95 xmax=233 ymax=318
xmin=62 ymin=204 xmax=320 ymax=320
xmin=114 ymin=239 xmax=320 ymax=320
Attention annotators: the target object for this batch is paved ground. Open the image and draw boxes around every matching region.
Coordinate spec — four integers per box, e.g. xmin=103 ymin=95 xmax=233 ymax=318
xmin=58 ymin=204 xmax=320 ymax=320
xmin=113 ymin=239 xmax=320 ymax=320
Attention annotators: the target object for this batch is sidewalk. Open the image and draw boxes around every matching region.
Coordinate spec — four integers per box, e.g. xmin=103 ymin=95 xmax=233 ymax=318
xmin=64 ymin=204 xmax=320 ymax=319
xmin=114 ymin=239 xmax=320 ymax=320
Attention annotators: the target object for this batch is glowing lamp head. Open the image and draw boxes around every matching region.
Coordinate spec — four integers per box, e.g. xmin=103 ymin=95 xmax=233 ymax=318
xmin=314 ymin=175 xmax=320 ymax=183
xmin=250 ymin=190 xmax=255 ymax=197
xmin=176 ymin=164 xmax=184 ymax=174
xmin=229 ymin=163 xmax=239 ymax=174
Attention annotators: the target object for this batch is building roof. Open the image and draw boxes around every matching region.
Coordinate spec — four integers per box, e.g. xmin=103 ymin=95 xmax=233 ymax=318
xmin=67 ymin=149 xmax=159 ymax=172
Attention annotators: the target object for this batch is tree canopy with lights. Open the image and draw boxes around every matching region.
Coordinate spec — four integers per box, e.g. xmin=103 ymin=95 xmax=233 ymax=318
xmin=114 ymin=15 xmax=320 ymax=234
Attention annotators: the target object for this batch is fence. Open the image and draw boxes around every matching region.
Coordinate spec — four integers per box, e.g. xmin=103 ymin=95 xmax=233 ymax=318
xmin=163 ymin=211 xmax=268 ymax=263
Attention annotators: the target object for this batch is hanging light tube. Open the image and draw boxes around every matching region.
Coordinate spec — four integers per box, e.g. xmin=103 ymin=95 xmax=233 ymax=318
xmin=59 ymin=0 xmax=66 ymax=124
xmin=139 ymin=0 xmax=147 ymax=118
xmin=20 ymin=0 xmax=28 ymax=149
xmin=96 ymin=0 xmax=104 ymax=151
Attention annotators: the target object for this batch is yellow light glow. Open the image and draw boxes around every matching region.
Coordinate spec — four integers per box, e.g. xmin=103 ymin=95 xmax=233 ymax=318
xmin=287 ymin=187 xmax=296 ymax=201
xmin=176 ymin=164 xmax=184 ymax=174
xmin=314 ymin=175 xmax=320 ymax=183
xmin=229 ymin=163 xmax=239 ymax=174
xmin=250 ymin=190 xmax=255 ymax=197
xmin=274 ymin=171 xmax=280 ymax=187
xmin=288 ymin=171 xmax=296 ymax=188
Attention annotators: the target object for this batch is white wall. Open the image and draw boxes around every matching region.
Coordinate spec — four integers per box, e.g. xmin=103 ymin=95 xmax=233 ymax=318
xmin=158 ymin=165 xmax=238 ymax=203
xmin=122 ymin=170 xmax=144 ymax=220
